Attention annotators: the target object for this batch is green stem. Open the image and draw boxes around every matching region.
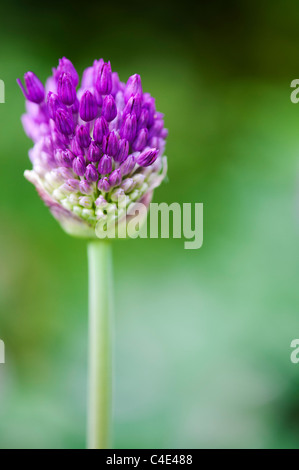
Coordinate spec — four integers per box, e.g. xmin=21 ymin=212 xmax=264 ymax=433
xmin=87 ymin=240 xmax=113 ymax=449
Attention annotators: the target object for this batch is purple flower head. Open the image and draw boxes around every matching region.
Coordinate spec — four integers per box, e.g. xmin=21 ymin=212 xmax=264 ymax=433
xmin=55 ymin=57 xmax=79 ymax=87
xmin=120 ymin=113 xmax=137 ymax=142
xmin=17 ymin=72 xmax=45 ymax=104
xmin=18 ymin=57 xmax=168 ymax=238
xmin=137 ymin=148 xmax=158 ymax=167
xmin=76 ymin=124 xmax=91 ymax=148
xmin=73 ymin=155 xmax=86 ymax=176
xmin=102 ymin=131 xmax=119 ymax=157
xmin=87 ymin=141 xmax=102 ymax=162
xmin=93 ymin=116 xmax=109 ymax=144
xmin=114 ymin=138 xmax=129 ymax=163
xmin=57 ymin=72 xmax=76 ymax=105
xmin=102 ymin=95 xmax=117 ymax=122
xmin=55 ymin=108 xmax=74 ymax=135
xmin=96 ymin=61 xmax=112 ymax=95
xmin=109 ymin=169 xmax=122 ymax=187
xmin=79 ymin=90 xmax=98 ymax=122
xmin=98 ymin=154 xmax=112 ymax=175
xmin=124 ymin=74 xmax=142 ymax=102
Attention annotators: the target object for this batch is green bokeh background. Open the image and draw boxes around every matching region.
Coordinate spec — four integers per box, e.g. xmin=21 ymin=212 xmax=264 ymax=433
xmin=0 ymin=0 xmax=299 ymax=449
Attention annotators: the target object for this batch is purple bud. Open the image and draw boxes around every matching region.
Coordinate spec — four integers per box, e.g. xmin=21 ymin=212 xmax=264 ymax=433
xmin=66 ymin=178 xmax=80 ymax=191
xmin=76 ymin=124 xmax=91 ymax=148
xmin=120 ymin=113 xmax=137 ymax=142
xmin=121 ymin=178 xmax=134 ymax=193
xmin=70 ymin=136 xmax=84 ymax=156
xmin=97 ymin=177 xmax=111 ymax=192
xmin=148 ymin=119 xmax=164 ymax=139
xmin=73 ymin=155 xmax=86 ymax=176
xmin=142 ymin=96 xmax=156 ymax=127
xmin=96 ymin=62 xmax=112 ymax=95
xmin=102 ymin=94 xmax=117 ymax=122
xmin=138 ymin=108 xmax=149 ymax=130
xmin=57 ymin=72 xmax=76 ymax=105
xmin=47 ymin=92 xmax=66 ymax=120
xmin=160 ymin=128 xmax=168 ymax=139
xmin=102 ymin=131 xmax=119 ymax=157
xmin=120 ymin=154 xmax=136 ymax=176
xmin=124 ymin=74 xmax=142 ymax=102
xmin=109 ymin=169 xmax=122 ymax=187
xmin=17 ymin=72 xmax=45 ymax=104
xmin=95 ymin=195 xmax=108 ymax=207
xmin=87 ymin=141 xmax=102 ymax=162
xmin=55 ymin=149 xmax=75 ymax=168
xmin=55 ymin=108 xmax=74 ymax=135
xmin=93 ymin=88 xmax=103 ymax=106
xmin=123 ymin=94 xmax=142 ymax=119
xmin=79 ymin=90 xmax=98 ymax=122
xmin=93 ymin=116 xmax=109 ymax=144
xmin=79 ymin=180 xmax=93 ymax=195
xmin=114 ymin=138 xmax=129 ymax=163
xmin=98 ymin=154 xmax=112 ymax=175
xmin=55 ymin=57 xmax=79 ymax=87
xmin=85 ymin=164 xmax=98 ymax=182
xmin=132 ymin=128 xmax=148 ymax=151
xmin=137 ymin=148 xmax=158 ymax=167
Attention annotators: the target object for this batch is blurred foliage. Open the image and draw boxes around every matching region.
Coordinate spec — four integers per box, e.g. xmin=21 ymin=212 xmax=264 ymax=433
xmin=0 ymin=0 xmax=299 ymax=448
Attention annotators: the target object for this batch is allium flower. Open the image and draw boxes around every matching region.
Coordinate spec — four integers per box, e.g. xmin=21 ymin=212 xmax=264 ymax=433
xmin=18 ymin=57 xmax=168 ymax=238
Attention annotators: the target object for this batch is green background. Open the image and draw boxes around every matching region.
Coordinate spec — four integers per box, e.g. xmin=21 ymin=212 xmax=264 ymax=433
xmin=0 ymin=0 xmax=299 ymax=448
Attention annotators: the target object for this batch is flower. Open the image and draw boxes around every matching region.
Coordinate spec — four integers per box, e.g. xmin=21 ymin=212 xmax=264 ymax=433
xmin=18 ymin=57 xmax=168 ymax=238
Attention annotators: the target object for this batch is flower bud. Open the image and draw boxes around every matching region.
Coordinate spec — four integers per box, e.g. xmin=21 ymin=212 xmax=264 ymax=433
xmin=55 ymin=108 xmax=74 ymax=135
xmin=137 ymin=148 xmax=158 ymax=167
xmin=123 ymin=94 xmax=142 ymax=119
xmin=17 ymin=72 xmax=45 ymax=104
xmin=79 ymin=180 xmax=93 ymax=195
xmin=102 ymin=131 xmax=118 ymax=157
xmin=114 ymin=138 xmax=129 ymax=163
xmin=119 ymin=154 xmax=136 ymax=176
xmin=85 ymin=163 xmax=98 ymax=182
xmin=57 ymin=72 xmax=76 ymax=105
xmin=79 ymin=90 xmax=98 ymax=122
xmin=55 ymin=57 xmax=79 ymax=87
xmin=79 ymin=196 xmax=93 ymax=208
xmin=97 ymin=177 xmax=111 ymax=192
xmin=93 ymin=116 xmax=109 ymax=144
xmin=102 ymin=95 xmax=117 ymax=122
xmin=124 ymin=74 xmax=142 ymax=102
xmin=72 ymin=155 xmax=86 ymax=176
xmin=108 ymin=169 xmax=122 ymax=187
xmin=47 ymin=92 xmax=65 ymax=120
xmin=137 ymin=108 xmax=149 ymax=130
xmin=98 ymin=154 xmax=112 ymax=175
xmin=76 ymin=124 xmax=91 ymax=148
xmin=132 ymin=128 xmax=148 ymax=151
xmin=87 ymin=141 xmax=101 ymax=162
xmin=121 ymin=178 xmax=134 ymax=193
xmin=55 ymin=149 xmax=75 ymax=168
xmin=96 ymin=61 xmax=112 ymax=95
xmin=120 ymin=113 xmax=137 ymax=142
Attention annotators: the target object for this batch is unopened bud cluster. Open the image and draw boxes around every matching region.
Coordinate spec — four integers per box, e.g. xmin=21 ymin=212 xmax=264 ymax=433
xmin=18 ymin=57 xmax=168 ymax=237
